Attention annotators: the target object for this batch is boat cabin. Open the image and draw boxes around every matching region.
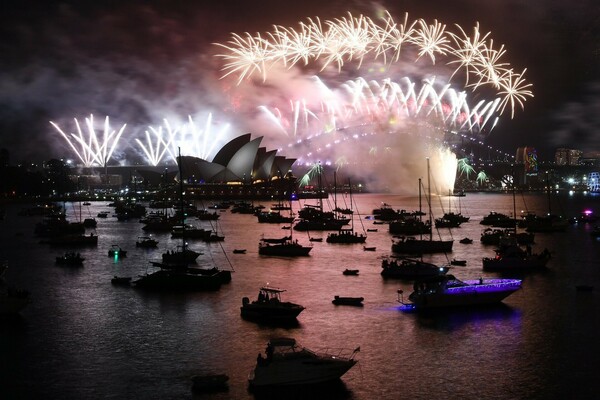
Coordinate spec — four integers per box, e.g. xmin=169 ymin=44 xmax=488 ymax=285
xmin=256 ymin=287 xmax=286 ymax=303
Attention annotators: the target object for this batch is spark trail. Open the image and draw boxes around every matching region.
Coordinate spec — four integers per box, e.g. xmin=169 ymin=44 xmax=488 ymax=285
xmin=215 ymin=11 xmax=533 ymax=118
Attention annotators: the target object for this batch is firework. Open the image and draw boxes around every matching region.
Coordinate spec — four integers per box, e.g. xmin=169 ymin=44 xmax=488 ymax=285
xmin=136 ymin=114 xmax=231 ymax=165
xmin=214 ymin=11 xmax=533 ymax=118
xmin=261 ymin=76 xmax=500 ymax=143
xmin=457 ymin=158 xmax=475 ymax=178
xmin=50 ymin=114 xmax=126 ymax=168
xmin=135 ymin=121 xmax=178 ymax=167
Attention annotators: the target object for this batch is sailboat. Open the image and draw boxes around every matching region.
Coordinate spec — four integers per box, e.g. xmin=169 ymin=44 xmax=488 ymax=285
xmin=134 ymin=149 xmax=228 ymax=291
xmin=293 ymin=165 xmax=349 ymax=231
xmin=439 ymin=189 xmax=469 ymax=226
xmin=259 ymin=199 xmax=312 ymax=256
xmin=481 ymin=169 xmax=550 ymax=272
xmin=326 ymin=177 xmax=367 ymax=244
xmin=520 ymin=173 xmax=568 ymax=232
xmin=391 ymin=159 xmax=454 ymax=254
xmin=160 ymin=153 xmax=202 ymax=264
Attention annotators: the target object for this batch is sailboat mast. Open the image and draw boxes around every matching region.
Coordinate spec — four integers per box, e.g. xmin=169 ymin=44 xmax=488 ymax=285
xmin=427 ymin=158 xmax=432 ymax=242
xmin=333 ymin=170 xmax=337 ymax=215
xmin=178 ymin=148 xmax=186 ymax=250
xmin=318 ymin=162 xmax=323 ymax=212
xmin=513 ymin=170 xmax=517 ymax=230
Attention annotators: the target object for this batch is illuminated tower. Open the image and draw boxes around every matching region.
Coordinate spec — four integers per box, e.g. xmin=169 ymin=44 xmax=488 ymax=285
xmin=588 ymin=172 xmax=600 ymax=193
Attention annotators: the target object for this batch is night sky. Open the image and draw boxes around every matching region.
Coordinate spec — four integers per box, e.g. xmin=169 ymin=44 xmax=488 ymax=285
xmin=1 ymin=0 xmax=599 ymax=163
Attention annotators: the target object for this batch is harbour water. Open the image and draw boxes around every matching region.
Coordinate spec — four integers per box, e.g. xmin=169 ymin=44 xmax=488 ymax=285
xmin=1 ymin=192 xmax=599 ymax=399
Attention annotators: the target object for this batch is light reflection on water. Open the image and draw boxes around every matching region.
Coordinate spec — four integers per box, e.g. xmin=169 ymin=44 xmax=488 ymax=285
xmin=1 ymin=192 xmax=599 ymax=399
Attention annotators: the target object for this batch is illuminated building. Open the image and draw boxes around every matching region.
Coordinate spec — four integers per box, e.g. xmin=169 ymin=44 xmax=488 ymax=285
xmin=555 ymin=148 xmax=583 ymax=166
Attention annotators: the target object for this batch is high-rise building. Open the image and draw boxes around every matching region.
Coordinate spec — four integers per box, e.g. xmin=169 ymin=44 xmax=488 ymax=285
xmin=555 ymin=148 xmax=582 ymax=165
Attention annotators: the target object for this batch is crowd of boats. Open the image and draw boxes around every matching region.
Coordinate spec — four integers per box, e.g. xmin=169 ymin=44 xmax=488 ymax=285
xmin=3 ymin=175 xmax=599 ymax=390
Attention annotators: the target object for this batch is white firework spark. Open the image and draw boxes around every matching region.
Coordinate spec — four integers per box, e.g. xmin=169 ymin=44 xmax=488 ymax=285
xmin=51 ymin=114 xmax=126 ymax=168
xmin=214 ymin=11 xmax=533 ymax=118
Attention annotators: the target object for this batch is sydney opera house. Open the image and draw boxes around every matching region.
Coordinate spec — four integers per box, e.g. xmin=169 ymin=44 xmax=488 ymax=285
xmin=132 ymin=133 xmax=304 ymax=200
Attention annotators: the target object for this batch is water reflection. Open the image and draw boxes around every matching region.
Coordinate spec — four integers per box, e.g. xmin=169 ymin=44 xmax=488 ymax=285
xmin=409 ymin=303 xmax=522 ymax=332
xmin=247 ymin=379 xmax=354 ymax=400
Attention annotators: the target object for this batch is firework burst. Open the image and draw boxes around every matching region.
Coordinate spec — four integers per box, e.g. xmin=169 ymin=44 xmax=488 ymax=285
xmin=215 ymin=11 xmax=533 ymax=118
xmin=50 ymin=114 xmax=126 ymax=168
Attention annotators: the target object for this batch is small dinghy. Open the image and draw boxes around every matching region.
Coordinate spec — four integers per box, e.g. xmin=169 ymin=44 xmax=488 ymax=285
xmin=332 ymin=296 xmax=364 ymax=306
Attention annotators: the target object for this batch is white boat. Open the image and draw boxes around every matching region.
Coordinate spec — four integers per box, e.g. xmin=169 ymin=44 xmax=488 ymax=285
xmin=248 ymin=338 xmax=359 ymax=387
xmin=398 ymin=274 xmax=522 ymax=310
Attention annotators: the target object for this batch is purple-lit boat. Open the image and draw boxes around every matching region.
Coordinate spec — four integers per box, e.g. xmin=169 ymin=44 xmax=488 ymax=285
xmin=397 ymin=274 xmax=522 ymax=310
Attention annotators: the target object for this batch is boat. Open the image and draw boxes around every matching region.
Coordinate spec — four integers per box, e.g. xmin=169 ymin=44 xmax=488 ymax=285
xmin=482 ymin=243 xmax=551 ymax=272
xmin=196 ymin=209 xmax=220 ymax=220
xmin=260 ymin=235 xmax=291 ymax=244
xmin=248 ymin=338 xmax=359 ymax=387
xmin=232 ymin=249 xmax=246 ymax=254
xmin=450 ymin=259 xmax=467 ymax=266
xmin=332 ymin=296 xmax=364 ymax=306
xmin=363 ymin=246 xmax=376 ymax=251
xmin=1 ymin=263 xmax=31 ymax=315
xmin=480 ymin=211 xmax=515 ymax=227
xmin=111 ymin=276 xmax=132 ymax=285
xmin=191 ymin=374 xmax=229 ymax=393
xmin=391 ymin=235 xmax=452 ymax=254
xmin=171 ymin=224 xmax=209 ymax=239
xmin=259 ymin=205 xmax=312 ymax=257
xmin=459 ymin=237 xmax=473 ymax=244
xmin=82 ymin=218 xmax=97 ymax=228
xmin=480 ymin=227 xmax=535 ymax=246
xmin=96 ymin=211 xmax=109 ymax=218
xmin=326 ymin=229 xmax=367 ymax=244
xmin=367 ymin=228 xmax=378 ymax=232
xmin=241 ymin=287 xmax=305 ymax=321
xmin=139 ymin=149 xmax=232 ymax=289
xmin=391 ymin=162 xmax=453 ymax=254
xmin=46 ymin=233 xmax=98 ymax=247
xmin=108 ymin=245 xmax=127 ymax=258
xmin=397 ymin=274 xmax=522 ymax=310
xmin=136 ymin=236 xmax=158 ymax=248
xmin=55 ymin=252 xmax=85 ymax=266
xmin=162 ymin=246 xmax=202 ymax=264
xmin=443 ymin=190 xmax=470 ymax=223
xmin=388 ymin=218 xmax=431 ymax=235
xmin=293 ymin=169 xmax=349 ymax=232
xmin=259 ymin=237 xmax=312 ymax=257
xmin=326 ymin=176 xmax=368 ymax=244
xmin=133 ymin=264 xmax=223 ymax=291
xmin=309 ymin=237 xmax=323 ymax=242
xmin=520 ymin=175 xmax=569 ymax=233
xmin=256 ymin=211 xmax=294 ymax=224
xmin=343 ymin=269 xmax=359 ymax=275
xmin=381 ymin=257 xmax=449 ymax=279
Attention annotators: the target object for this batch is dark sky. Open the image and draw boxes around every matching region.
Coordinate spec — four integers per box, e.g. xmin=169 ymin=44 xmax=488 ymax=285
xmin=1 ymin=0 xmax=599 ymax=163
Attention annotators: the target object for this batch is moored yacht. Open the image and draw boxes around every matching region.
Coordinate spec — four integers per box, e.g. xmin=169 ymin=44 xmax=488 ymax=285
xmin=381 ymin=257 xmax=449 ymax=279
xmin=248 ymin=338 xmax=359 ymax=387
xmin=398 ymin=274 xmax=522 ymax=310
xmin=258 ymin=237 xmax=312 ymax=257
xmin=241 ymin=287 xmax=305 ymax=321
xmin=482 ymin=243 xmax=551 ymax=272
